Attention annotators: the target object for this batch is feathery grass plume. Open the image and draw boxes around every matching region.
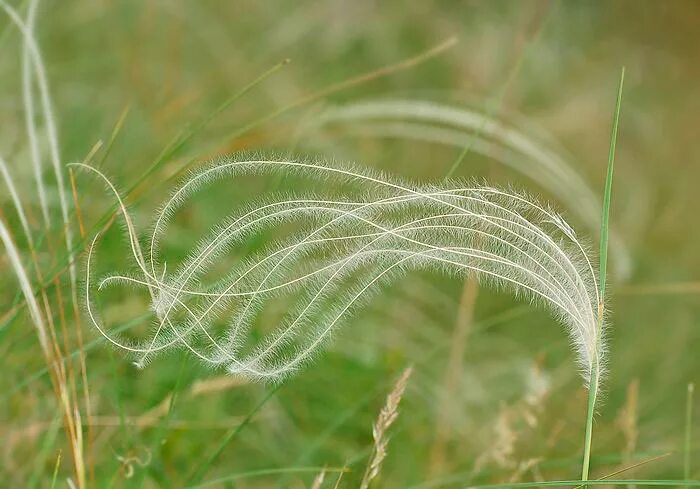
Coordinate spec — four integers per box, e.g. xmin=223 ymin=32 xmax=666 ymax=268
xmin=79 ymin=154 xmax=605 ymax=390
xmin=359 ymin=366 xmax=413 ymax=489
xmin=309 ymin=98 xmax=631 ymax=279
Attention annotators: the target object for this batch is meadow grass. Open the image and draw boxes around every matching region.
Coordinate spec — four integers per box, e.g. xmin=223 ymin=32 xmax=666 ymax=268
xmin=1 ymin=2 xmax=699 ymax=488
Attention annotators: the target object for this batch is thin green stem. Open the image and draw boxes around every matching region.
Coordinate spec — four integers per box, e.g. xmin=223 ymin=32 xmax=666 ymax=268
xmin=186 ymin=384 xmax=282 ymax=486
xmin=686 ymin=383 xmax=695 ymax=484
xmin=467 ymin=480 xmax=700 ymax=489
xmin=583 ymin=66 xmax=624 ymax=484
xmin=581 ymin=364 xmax=599 ymax=482
xmin=138 ymin=356 xmax=188 ymax=488
xmin=49 ymin=451 xmax=61 ymax=489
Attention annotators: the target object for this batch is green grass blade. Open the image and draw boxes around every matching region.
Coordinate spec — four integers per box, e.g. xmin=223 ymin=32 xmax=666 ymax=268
xmin=187 ymin=466 xmax=347 ymax=488
xmin=186 ymin=384 xmax=283 ymax=485
xmin=599 ymin=66 xmax=625 ymax=302
xmin=581 ymin=66 xmax=625 ymax=485
xmin=49 ymin=451 xmax=61 ymax=489
xmin=138 ymin=355 xmax=189 ymax=488
xmin=686 ymin=383 xmax=695 ymax=484
xmin=108 ymin=347 xmax=131 ymax=453
xmin=468 ymin=480 xmax=700 ymax=489
xmin=95 ymin=105 xmax=131 ymax=169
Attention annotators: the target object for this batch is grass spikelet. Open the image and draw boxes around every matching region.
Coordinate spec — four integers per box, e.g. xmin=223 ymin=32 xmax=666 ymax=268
xmin=359 ymin=366 xmax=413 ymax=489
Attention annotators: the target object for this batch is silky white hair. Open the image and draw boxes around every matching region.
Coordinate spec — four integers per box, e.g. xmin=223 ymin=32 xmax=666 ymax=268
xmin=78 ymin=155 xmax=605 ymax=388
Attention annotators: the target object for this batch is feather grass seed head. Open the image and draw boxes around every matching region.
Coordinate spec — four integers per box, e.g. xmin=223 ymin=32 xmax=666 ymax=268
xmin=79 ymin=154 xmax=605 ymax=391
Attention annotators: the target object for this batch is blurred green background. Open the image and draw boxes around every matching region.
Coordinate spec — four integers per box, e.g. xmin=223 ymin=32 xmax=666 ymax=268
xmin=1 ymin=1 xmax=699 ymax=487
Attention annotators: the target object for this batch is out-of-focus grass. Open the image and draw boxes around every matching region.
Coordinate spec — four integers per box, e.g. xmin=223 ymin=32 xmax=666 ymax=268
xmin=1 ymin=1 xmax=700 ymax=487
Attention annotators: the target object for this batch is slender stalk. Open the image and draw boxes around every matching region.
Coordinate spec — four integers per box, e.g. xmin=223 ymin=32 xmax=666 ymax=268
xmin=50 ymin=451 xmax=62 ymax=489
xmin=186 ymin=385 xmax=282 ymax=485
xmin=468 ymin=480 xmax=700 ymax=489
xmin=685 ymin=383 xmax=695 ymax=485
xmin=581 ymin=358 xmax=599 ymax=482
xmin=583 ymin=66 xmax=624 ymax=484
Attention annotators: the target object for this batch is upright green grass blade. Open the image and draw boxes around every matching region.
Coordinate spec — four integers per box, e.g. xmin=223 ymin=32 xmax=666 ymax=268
xmin=599 ymin=67 xmax=625 ymax=302
xmin=581 ymin=66 xmax=625 ymax=484
xmin=49 ymin=451 xmax=61 ymax=489
xmin=95 ymin=105 xmax=131 ymax=169
xmin=686 ymin=383 xmax=695 ymax=485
